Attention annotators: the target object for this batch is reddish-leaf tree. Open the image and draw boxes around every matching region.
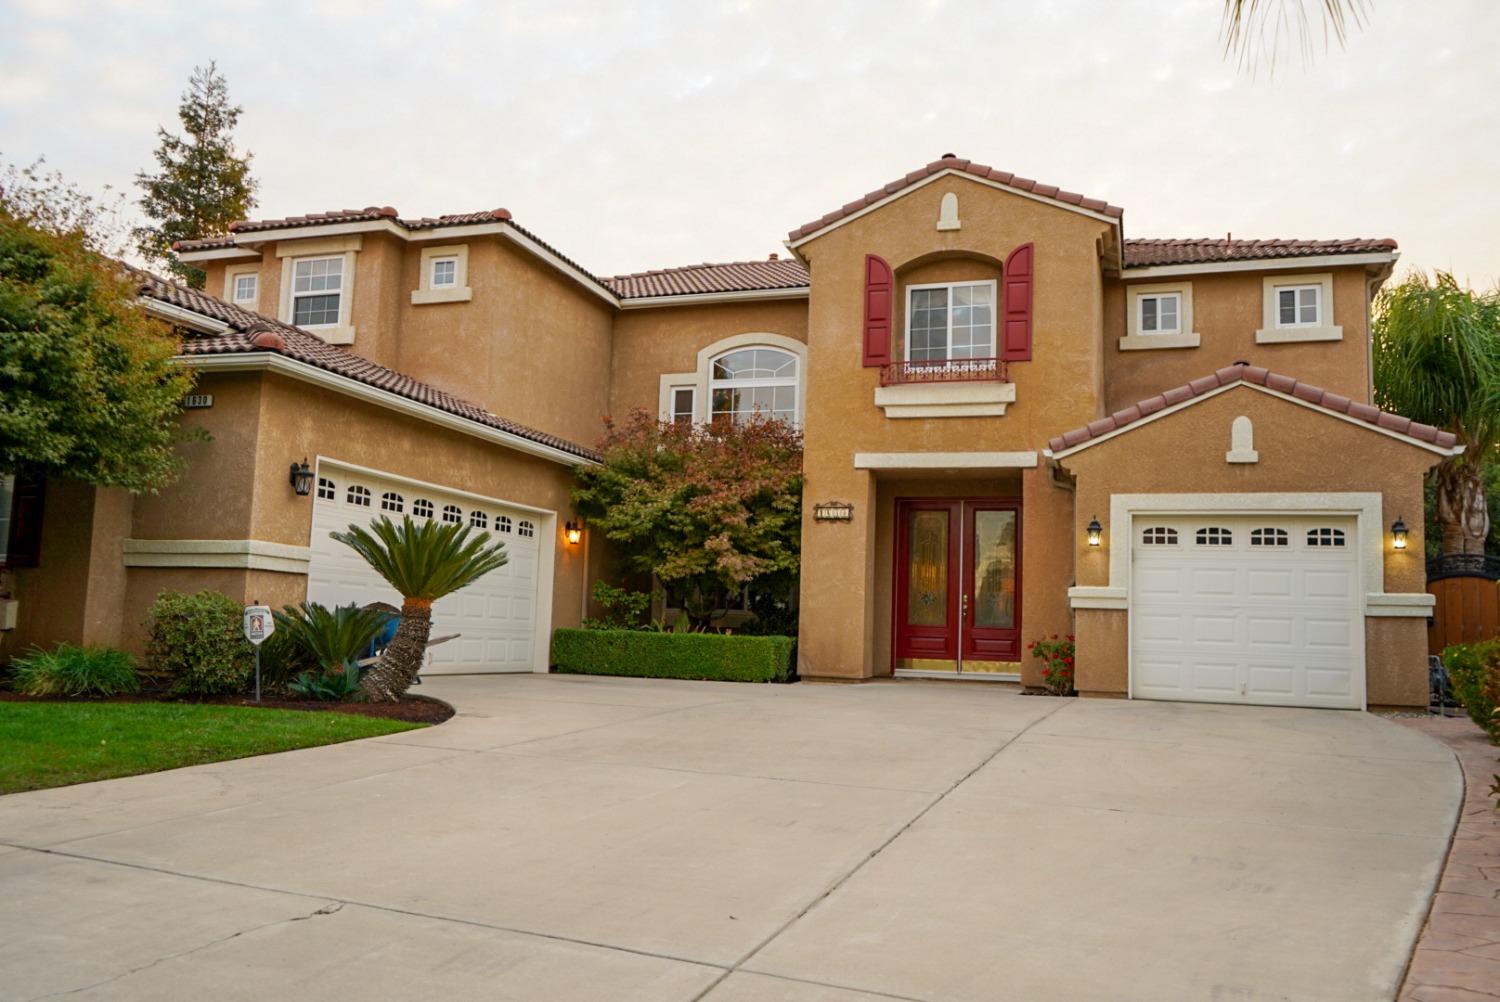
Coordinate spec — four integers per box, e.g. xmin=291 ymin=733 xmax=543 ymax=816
xmin=572 ymin=411 xmax=803 ymax=627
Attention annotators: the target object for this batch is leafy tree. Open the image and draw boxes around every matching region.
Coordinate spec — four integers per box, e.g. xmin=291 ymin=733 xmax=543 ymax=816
xmin=572 ymin=411 xmax=803 ymax=627
xmin=134 ymin=62 xmax=257 ymax=287
xmin=0 ymin=170 xmax=196 ymax=491
xmin=1373 ymin=272 xmax=1500 ymax=556
xmin=330 ymin=516 xmax=509 ymax=701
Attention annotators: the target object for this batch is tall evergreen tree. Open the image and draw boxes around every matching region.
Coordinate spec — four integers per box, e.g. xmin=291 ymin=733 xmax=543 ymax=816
xmin=134 ymin=62 xmax=257 ymax=288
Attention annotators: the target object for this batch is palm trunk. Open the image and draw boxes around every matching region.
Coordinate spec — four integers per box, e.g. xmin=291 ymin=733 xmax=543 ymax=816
xmin=1435 ymin=459 xmax=1491 ymax=556
xmin=359 ymin=597 xmax=433 ymax=702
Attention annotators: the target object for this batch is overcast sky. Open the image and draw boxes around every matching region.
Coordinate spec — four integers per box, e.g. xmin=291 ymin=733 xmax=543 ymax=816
xmin=2 ymin=0 xmax=1497 ymax=284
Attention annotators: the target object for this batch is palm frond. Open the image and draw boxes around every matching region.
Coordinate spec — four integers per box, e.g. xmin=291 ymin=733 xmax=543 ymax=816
xmin=330 ymin=515 xmax=509 ymax=603
xmin=1221 ymin=0 xmax=1371 ymax=74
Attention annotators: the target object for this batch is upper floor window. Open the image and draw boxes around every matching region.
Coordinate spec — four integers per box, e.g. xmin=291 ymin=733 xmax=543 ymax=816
xmin=291 ymin=256 xmax=343 ymax=327
xmin=430 ymin=256 xmax=458 ymax=289
xmin=1276 ymin=284 xmax=1322 ymax=327
xmin=1137 ymin=292 xmax=1181 ymax=334
xmin=710 ymin=347 xmax=799 ymax=424
xmin=232 ymin=273 xmax=258 ymax=305
xmin=906 ymin=281 xmax=995 ymax=362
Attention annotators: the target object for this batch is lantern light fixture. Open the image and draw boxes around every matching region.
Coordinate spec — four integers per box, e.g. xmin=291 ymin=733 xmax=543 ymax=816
xmin=1086 ymin=516 xmax=1103 ymax=547
xmin=565 ymin=520 xmax=583 ymax=545
xmin=1391 ymin=516 xmax=1408 ymax=550
xmin=288 ymin=458 xmax=314 ymax=497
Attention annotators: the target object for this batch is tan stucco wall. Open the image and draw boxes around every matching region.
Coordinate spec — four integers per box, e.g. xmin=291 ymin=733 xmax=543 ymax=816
xmin=1060 ymin=385 xmax=1441 ymax=707
xmin=1104 ymin=267 xmax=1375 ymax=412
xmin=796 ymin=175 xmax=1111 ymax=680
xmin=607 ymin=298 xmax=809 ymax=419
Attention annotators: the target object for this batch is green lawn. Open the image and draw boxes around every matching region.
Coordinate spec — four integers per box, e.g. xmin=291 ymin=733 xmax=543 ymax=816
xmin=0 ymin=702 xmax=422 ymax=794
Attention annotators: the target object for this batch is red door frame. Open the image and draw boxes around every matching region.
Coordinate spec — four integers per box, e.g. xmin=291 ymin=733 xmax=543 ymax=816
xmin=892 ymin=497 xmax=1023 ymax=672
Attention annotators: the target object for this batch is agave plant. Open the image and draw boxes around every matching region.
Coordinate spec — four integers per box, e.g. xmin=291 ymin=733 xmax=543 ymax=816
xmin=330 ymin=515 xmax=508 ymax=701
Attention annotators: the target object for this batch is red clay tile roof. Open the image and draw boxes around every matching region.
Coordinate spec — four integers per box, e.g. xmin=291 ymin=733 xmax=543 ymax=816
xmin=1047 ymin=363 xmax=1459 ymax=455
xmin=133 ymin=270 xmax=599 ymax=462
xmin=787 ymin=154 xmax=1125 ymax=242
xmin=605 ymin=258 xmax=811 ymax=299
xmin=1123 ymin=237 xmax=1398 ymax=268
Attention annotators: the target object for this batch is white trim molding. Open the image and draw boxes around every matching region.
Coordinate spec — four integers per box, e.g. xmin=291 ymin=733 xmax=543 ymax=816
xmin=1067 ymin=585 xmax=1128 ymax=610
xmin=1365 ymin=592 xmax=1437 ymax=618
xmin=1256 ymin=272 xmax=1342 ymax=344
xmin=278 ymin=249 xmax=357 ymax=346
xmin=224 ymin=264 xmax=261 ymax=311
xmin=412 ymin=244 xmax=473 ymax=305
xmin=123 ymin=539 xmax=311 ymax=574
xmin=176 ymin=246 xmax=262 ymax=263
xmin=874 ymin=381 xmax=1017 ymax=418
xmin=854 ymin=451 xmax=1038 ymax=470
xmin=180 ymin=353 xmax=596 ymax=468
xmin=1122 ymin=252 xmax=1396 ymax=280
xmin=656 ymin=332 xmax=808 ymax=425
xmin=142 ymin=299 xmax=230 ymax=335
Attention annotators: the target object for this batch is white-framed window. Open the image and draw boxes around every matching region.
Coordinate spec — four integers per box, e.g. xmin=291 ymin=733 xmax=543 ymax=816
xmin=233 ymin=273 xmax=258 ymax=304
xmin=709 ymin=347 xmax=800 ymax=424
xmin=1275 ymin=284 xmax=1322 ymax=327
xmin=469 ymin=510 xmax=488 ymax=529
xmin=316 ymin=477 xmax=336 ymax=501
xmin=430 ymin=257 xmax=458 ymax=289
xmin=496 ymin=515 xmax=512 ymax=534
xmin=905 ymin=281 xmax=996 ymax=362
xmin=347 ymin=485 xmax=371 ymax=507
xmin=518 ymin=520 xmax=535 ymax=538
xmin=413 ymin=244 xmax=472 ymax=305
xmin=1308 ymin=527 xmax=1346 ymax=547
xmin=1251 ymin=527 xmax=1289 ymax=547
xmin=380 ymin=491 xmax=404 ymax=513
xmin=441 ymin=504 xmax=462 ymax=524
xmin=1141 ymin=526 xmax=1178 ymax=545
xmin=413 ymin=498 xmax=435 ymax=520
xmin=1196 ymin=527 xmax=1233 ymax=546
xmin=1137 ymin=292 xmax=1181 ymax=334
xmin=670 ymin=387 xmax=696 ymax=426
xmin=290 ymin=256 xmax=343 ymax=327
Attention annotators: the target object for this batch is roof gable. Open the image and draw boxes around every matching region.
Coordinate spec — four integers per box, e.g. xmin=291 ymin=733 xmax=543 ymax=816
xmin=1046 ymin=363 xmax=1460 ymax=459
xmin=786 ymin=155 xmax=1124 ymax=248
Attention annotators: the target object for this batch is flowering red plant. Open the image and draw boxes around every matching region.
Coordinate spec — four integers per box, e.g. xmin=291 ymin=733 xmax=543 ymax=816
xmin=1028 ymin=634 xmax=1076 ymax=696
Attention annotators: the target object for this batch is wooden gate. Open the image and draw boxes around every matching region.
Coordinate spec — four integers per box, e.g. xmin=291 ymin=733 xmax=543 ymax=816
xmin=1428 ymin=555 xmax=1500 ymax=654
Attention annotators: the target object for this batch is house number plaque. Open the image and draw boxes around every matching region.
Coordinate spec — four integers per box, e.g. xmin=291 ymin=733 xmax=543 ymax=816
xmin=813 ymin=501 xmax=854 ymax=522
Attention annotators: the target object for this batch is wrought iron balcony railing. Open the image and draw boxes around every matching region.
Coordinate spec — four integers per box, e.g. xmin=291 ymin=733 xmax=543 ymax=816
xmin=879 ymin=356 xmax=1008 ymax=387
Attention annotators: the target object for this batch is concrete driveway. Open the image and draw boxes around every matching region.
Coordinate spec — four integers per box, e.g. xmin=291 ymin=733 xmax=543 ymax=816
xmin=0 ymin=675 xmax=1460 ymax=1001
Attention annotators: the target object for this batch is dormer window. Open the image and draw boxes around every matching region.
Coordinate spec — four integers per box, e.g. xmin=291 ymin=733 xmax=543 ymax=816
xmin=291 ymin=256 xmax=343 ymax=327
xmin=1137 ymin=292 xmax=1180 ymax=334
xmin=906 ymin=281 xmax=996 ymax=362
xmin=413 ymin=244 xmax=473 ymax=305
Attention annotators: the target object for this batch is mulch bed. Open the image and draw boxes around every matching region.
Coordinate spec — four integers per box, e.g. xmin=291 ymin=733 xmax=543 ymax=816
xmin=0 ymin=690 xmax=453 ymax=725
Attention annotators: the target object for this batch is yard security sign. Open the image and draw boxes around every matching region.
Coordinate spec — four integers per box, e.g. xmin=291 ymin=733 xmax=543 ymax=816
xmin=244 ymin=603 xmax=274 ymax=702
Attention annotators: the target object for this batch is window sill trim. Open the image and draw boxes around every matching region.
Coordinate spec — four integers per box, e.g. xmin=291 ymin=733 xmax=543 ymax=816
xmin=874 ymin=381 xmax=1016 ymax=419
xmin=1255 ymin=325 xmax=1343 ymax=344
xmin=1118 ymin=331 xmax=1201 ymax=351
xmin=302 ymin=324 xmax=356 ymax=346
xmin=411 ymin=287 xmax=474 ymax=306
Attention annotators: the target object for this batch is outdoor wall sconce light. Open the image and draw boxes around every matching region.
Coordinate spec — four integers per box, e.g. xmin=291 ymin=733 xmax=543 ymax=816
xmin=288 ymin=458 xmax=314 ymax=497
xmin=1086 ymin=517 xmax=1103 ymax=547
xmin=813 ymin=501 xmax=854 ymax=522
xmin=1391 ymin=516 xmax=1408 ymax=550
xmin=565 ymin=520 xmax=583 ymax=545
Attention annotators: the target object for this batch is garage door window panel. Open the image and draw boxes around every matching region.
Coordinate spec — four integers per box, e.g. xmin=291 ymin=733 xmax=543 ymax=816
xmin=381 ymin=492 xmax=403 ymax=513
xmin=347 ymin=485 xmax=371 ymax=507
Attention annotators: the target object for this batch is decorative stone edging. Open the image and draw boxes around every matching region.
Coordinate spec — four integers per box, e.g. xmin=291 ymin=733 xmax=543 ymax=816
xmin=1394 ymin=716 xmax=1500 ymax=1000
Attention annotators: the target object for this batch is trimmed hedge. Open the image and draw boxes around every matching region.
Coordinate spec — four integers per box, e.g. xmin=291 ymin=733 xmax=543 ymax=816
xmin=552 ymin=629 xmax=795 ymax=683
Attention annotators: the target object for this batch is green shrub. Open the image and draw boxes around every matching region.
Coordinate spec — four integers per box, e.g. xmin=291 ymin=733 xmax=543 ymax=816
xmin=1442 ymin=638 xmax=1500 ymax=741
xmin=274 ymin=602 xmax=391 ymax=671
xmin=10 ymin=644 xmax=140 ymax=696
xmin=581 ymin=581 xmax=653 ymax=630
xmin=552 ymin=628 xmax=794 ymax=683
xmin=145 ymin=590 xmax=252 ymax=696
xmin=286 ymin=660 xmax=363 ymax=701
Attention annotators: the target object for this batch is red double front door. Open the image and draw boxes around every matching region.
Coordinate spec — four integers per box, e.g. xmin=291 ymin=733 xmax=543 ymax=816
xmin=894 ymin=499 xmax=1022 ymax=673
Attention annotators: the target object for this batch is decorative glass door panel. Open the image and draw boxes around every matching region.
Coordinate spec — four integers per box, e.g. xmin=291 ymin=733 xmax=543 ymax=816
xmin=894 ymin=498 xmax=1022 ymax=674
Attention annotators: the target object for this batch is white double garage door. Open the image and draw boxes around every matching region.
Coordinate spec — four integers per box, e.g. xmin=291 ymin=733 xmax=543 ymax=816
xmin=1131 ymin=514 xmax=1363 ymax=709
xmin=306 ymin=464 xmax=547 ymax=674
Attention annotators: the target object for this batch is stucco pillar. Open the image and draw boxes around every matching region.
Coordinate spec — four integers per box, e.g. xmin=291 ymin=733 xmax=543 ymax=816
xmin=1020 ymin=467 xmax=1076 ymax=689
xmin=798 ymin=468 xmax=878 ymax=679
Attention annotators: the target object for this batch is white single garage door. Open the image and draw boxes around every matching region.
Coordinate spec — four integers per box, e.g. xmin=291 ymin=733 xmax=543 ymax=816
xmin=1130 ymin=514 xmax=1362 ymax=709
xmin=306 ymin=466 xmax=544 ymax=674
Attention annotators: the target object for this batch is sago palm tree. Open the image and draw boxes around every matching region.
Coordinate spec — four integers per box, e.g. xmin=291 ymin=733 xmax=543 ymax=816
xmin=1373 ymin=272 xmax=1500 ymax=556
xmin=331 ymin=515 xmax=508 ymax=701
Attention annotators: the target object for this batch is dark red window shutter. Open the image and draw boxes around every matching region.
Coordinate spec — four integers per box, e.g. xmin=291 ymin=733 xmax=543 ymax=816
xmin=1002 ymin=242 xmax=1034 ymax=362
xmin=4 ymin=475 xmax=45 ymax=568
xmin=862 ymin=254 xmax=893 ymax=367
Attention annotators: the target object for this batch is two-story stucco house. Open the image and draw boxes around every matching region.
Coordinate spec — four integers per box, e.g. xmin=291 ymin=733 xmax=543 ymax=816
xmin=0 ymin=154 xmax=1458 ymax=709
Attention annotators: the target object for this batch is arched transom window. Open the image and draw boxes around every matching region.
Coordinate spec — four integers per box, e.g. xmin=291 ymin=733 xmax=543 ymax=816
xmin=709 ymin=347 xmax=799 ymax=424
